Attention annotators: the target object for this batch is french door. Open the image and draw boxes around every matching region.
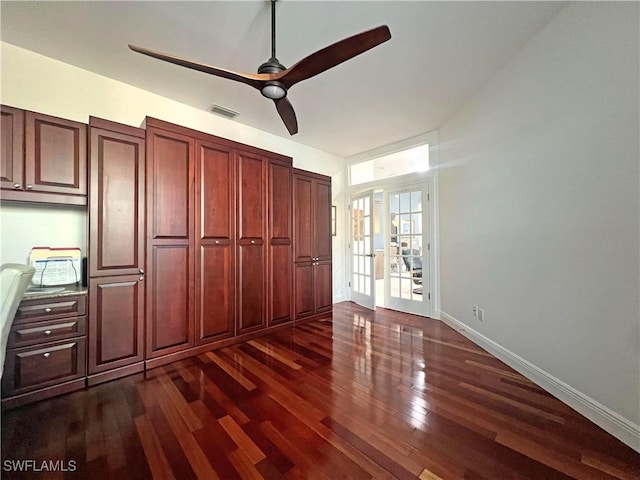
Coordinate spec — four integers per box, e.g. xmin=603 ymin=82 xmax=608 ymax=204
xmin=385 ymin=185 xmax=430 ymax=316
xmin=350 ymin=190 xmax=375 ymax=309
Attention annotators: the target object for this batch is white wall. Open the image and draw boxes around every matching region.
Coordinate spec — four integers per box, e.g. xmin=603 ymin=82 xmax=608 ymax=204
xmin=438 ymin=0 xmax=639 ymax=439
xmin=0 ymin=42 xmax=347 ymax=300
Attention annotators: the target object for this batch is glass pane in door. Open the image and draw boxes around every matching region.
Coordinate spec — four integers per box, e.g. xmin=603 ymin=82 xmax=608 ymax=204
xmin=388 ymin=189 xmax=424 ymax=304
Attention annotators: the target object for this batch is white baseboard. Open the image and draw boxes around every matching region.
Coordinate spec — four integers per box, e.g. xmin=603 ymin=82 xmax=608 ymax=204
xmin=439 ymin=310 xmax=640 ymax=453
xmin=332 ymin=293 xmax=347 ymax=304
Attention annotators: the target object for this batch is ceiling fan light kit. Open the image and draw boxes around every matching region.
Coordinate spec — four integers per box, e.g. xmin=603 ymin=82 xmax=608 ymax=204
xmin=129 ymin=0 xmax=391 ymax=135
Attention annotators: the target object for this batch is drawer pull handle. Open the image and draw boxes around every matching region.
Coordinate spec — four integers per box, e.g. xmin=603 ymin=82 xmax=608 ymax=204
xmin=250 ymin=240 xmax=256 ymax=244
xmin=215 ymin=240 xmax=220 ymax=245
xmin=43 ymin=352 xmax=50 ymax=358
xmin=26 ymin=184 xmax=33 ymax=190
xmin=13 ymin=183 xmax=21 ymax=189
xmin=44 ymin=308 xmax=52 ymax=313
xmin=44 ymin=330 xmax=52 ymax=336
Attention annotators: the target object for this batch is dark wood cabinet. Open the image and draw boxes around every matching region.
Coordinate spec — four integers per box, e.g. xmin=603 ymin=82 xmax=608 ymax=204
xmin=196 ymin=140 xmax=235 ymax=344
xmin=88 ymin=275 xmax=144 ymax=380
xmin=146 ymin=125 xmax=195 ymax=358
xmin=268 ymin=158 xmax=293 ymax=326
xmin=1 ymin=105 xmax=24 ymax=191
xmin=88 ymin=118 xmax=146 ymax=385
xmin=293 ymin=170 xmax=333 ymax=319
xmin=2 ymin=294 xmax=87 ymax=407
xmin=1 ymin=107 xmax=87 ymax=205
xmin=236 ymin=151 xmax=267 ymax=334
xmin=89 ymin=118 xmax=145 ymax=277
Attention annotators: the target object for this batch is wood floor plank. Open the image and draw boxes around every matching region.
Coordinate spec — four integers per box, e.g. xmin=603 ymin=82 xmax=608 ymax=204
xmin=134 ymin=414 xmax=176 ymax=480
xmin=218 ymin=415 xmax=267 ymax=465
xmin=2 ymin=302 xmax=639 ymax=479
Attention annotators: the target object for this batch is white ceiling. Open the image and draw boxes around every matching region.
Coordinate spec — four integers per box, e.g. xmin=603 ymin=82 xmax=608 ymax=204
xmin=0 ymin=1 xmax=565 ymax=158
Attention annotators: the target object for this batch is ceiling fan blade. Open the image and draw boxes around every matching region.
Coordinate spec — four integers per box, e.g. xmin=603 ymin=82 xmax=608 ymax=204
xmin=129 ymin=44 xmax=271 ymax=90
xmin=274 ymin=97 xmax=298 ymax=135
xmin=275 ymin=25 xmax=391 ymax=88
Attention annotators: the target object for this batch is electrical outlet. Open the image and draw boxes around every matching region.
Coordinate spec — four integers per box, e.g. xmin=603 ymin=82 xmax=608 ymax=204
xmin=478 ymin=308 xmax=484 ymax=322
xmin=472 ymin=305 xmax=478 ymax=317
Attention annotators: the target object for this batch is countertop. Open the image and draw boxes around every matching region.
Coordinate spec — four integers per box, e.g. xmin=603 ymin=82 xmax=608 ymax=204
xmin=21 ymin=283 xmax=88 ymax=301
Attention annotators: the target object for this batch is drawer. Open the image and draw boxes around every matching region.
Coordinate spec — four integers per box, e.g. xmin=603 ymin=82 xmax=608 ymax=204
xmin=14 ymin=295 xmax=86 ymax=324
xmin=2 ymin=338 xmax=86 ymax=397
xmin=8 ymin=316 xmax=86 ymax=348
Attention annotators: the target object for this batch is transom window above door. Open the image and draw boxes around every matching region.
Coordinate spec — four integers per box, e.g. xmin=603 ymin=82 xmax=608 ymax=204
xmin=349 ymin=144 xmax=429 ymax=186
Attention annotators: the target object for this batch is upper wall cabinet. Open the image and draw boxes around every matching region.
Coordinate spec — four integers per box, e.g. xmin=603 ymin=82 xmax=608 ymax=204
xmin=1 ymin=107 xmax=87 ymax=205
xmin=1 ymin=105 xmax=24 ymax=191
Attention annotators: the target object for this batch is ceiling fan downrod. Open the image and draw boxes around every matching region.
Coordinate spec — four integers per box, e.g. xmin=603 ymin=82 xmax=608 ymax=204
xmin=259 ymin=0 xmax=287 ymax=98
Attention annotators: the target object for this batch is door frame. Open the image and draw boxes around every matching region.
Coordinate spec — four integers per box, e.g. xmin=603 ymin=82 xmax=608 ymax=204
xmin=346 ymin=172 xmax=439 ymax=318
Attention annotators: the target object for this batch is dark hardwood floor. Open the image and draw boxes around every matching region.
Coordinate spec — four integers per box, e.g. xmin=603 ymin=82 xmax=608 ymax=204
xmin=2 ymin=302 xmax=639 ymax=479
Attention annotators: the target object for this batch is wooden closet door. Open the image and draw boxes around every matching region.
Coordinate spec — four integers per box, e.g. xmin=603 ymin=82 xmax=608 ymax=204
xmin=88 ymin=275 xmax=144 ymax=375
xmin=89 ymin=125 xmax=145 ymax=277
xmin=196 ymin=140 xmax=235 ymax=344
xmin=293 ymin=174 xmax=313 ymax=263
xmin=146 ymin=127 xmax=195 ymax=358
xmin=314 ymin=178 xmax=333 ymax=262
xmin=236 ymin=151 xmax=267 ymax=334
xmin=268 ymin=158 xmax=293 ymax=326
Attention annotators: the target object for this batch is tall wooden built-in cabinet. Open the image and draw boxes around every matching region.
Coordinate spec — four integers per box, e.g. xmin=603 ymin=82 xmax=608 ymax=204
xmin=143 ymin=118 xmax=301 ymax=369
xmin=293 ymin=169 xmax=333 ymax=319
xmin=195 ymin=140 xmax=235 ymax=345
xmin=87 ymin=117 xmax=146 ymax=385
xmin=2 ymin=106 xmax=332 ymax=405
xmin=268 ymin=158 xmax=294 ymax=326
xmin=145 ymin=124 xmax=196 ymax=363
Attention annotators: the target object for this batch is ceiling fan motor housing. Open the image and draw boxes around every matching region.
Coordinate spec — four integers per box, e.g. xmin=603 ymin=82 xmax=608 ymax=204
xmin=258 ymin=58 xmax=287 ymax=99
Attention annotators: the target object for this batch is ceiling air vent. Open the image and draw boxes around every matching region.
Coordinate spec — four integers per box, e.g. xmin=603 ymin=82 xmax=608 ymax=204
xmin=210 ymin=104 xmax=239 ymax=119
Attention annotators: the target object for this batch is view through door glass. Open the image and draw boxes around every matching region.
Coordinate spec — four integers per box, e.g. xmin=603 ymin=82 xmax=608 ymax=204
xmin=388 ymin=190 xmax=424 ymax=305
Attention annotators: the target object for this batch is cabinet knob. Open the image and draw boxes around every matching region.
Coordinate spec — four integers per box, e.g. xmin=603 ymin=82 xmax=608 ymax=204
xmin=44 ymin=330 xmax=52 ymax=336
xmin=43 ymin=352 xmax=50 ymax=358
xmin=26 ymin=184 xmax=33 ymax=190
xmin=250 ymin=240 xmax=256 ymax=244
xmin=44 ymin=308 xmax=52 ymax=313
xmin=139 ymin=268 xmax=144 ymax=274
xmin=139 ymin=276 xmax=144 ymax=281
xmin=214 ymin=240 xmax=220 ymax=245
xmin=13 ymin=183 xmax=21 ymax=189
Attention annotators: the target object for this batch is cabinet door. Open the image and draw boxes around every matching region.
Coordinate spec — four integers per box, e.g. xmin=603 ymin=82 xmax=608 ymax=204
xmin=314 ymin=179 xmax=333 ymax=262
xmin=89 ymin=126 xmax=145 ymax=276
xmin=314 ymin=261 xmax=333 ymax=313
xmin=268 ymin=159 xmax=293 ymax=326
xmin=1 ymin=105 xmax=24 ymax=191
xmin=146 ymin=128 xmax=195 ymax=357
xmin=24 ymin=111 xmax=87 ymax=196
xmin=293 ymin=174 xmax=313 ymax=263
xmin=88 ymin=275 xmax=144 ymax=374
xmin=294 ymin=263 xmax=314 ymax=319
xmin=196 ymin=140 xmax=235 ymax=344
xmin=236 ymin=151 xmax=266 ymax=334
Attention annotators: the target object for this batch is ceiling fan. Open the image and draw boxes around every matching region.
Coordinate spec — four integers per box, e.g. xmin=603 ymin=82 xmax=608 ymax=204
xmin=129 ymin=0 xmax=391 ymax=135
